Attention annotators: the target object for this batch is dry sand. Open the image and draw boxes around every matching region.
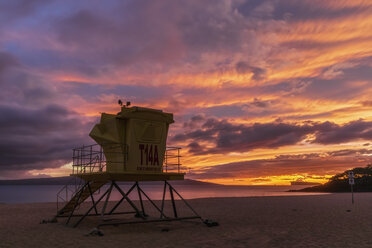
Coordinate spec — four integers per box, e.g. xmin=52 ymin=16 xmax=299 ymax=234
xmin=1 ymin=193 xmax=372 ymax=248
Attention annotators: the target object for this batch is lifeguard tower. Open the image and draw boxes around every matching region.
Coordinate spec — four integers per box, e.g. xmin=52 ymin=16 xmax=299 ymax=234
xmin=55 ymin=103 xmax=208 ymax=228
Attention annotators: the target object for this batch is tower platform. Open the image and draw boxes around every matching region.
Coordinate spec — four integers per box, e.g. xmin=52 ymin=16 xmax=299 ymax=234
xmin=71 ymin=171 xmax=185 ymax=182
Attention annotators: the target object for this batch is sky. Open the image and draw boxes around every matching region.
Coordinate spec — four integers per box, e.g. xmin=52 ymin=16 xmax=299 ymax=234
xmin=0 ymin=0 xmax=371 ymax=185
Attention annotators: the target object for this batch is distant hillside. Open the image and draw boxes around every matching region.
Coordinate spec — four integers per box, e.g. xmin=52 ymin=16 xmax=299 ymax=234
xmin=0 ymin=176 xmax=219 ymax=186
xmin=291 ymin=164 xmax=372 ymax=192
xmin=0 ymin=176 xmax=74 ymax=185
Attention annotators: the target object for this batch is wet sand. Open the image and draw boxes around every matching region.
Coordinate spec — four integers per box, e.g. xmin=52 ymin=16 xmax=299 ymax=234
xmin=1 ymin=193 xmax=372 ymax=248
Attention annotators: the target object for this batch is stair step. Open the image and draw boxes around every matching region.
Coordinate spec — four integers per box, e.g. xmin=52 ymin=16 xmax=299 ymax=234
xmin=58 ymin=180 xmax=108 ymax=215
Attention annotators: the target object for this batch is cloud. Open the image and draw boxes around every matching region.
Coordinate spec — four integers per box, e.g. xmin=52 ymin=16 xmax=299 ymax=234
xmin=250 ymin=98 xmax=271 ymax=108
xmin=0 ymin=52 xmax=19 ymax=85
xmin=174 ymin=118 xmax=313 ymax=154
xmin=175 ymin=118 xmax=372 ymax=155
xmin=52 ymin=6 xmax=185 ymax=67
xmin=235 ymin=61 xmax=267 ymax=81
xmin=183 ymin=114 xmax=206 ymax=129
xmin=322 ymin=62 xmax=356 ymax=79
xmin=0 ymin=66 xmax=57 ymax=108
xmin=187 ymin=148 xmax=372 ymax=180
xmin=0 ymin=104 xmax=94 ymax=173
xmin=313 ymin=119 xmax=372 ymax=144
xmin=361 ymin=100 xmax=372 ymax=107
xmin=43 ymin=0 xmax=285 ymax=78
xmin=0 ymin=0 xmax=50 ymax=25
xmin=0 ymin=51 xmax=18 ymax=73
xmin=271 ymin=0 xmax=368 ymax=21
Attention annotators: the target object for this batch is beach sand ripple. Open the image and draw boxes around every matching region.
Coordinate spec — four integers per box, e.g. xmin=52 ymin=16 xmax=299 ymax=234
xmin=1 ymin=194 xmax=372 ymax=248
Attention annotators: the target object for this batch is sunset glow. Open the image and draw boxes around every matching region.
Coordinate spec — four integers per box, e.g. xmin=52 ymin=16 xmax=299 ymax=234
xmin=0 ymin=0 xmax=371 ymax=184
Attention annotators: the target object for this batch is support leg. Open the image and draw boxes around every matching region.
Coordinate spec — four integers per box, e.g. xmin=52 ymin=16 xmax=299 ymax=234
xmin=138 ymin=185 xmax=168 ymax=218
xmin=160 ymin=180 xmax=167 ymax=219
xmin=108 ymin=183 xmax=136 ymax=215
xmin=169 ymin=184 xmax=178 ymax=218
xmin=112 ymin=182 xmax=142 ymax=217
xmin=87 ymin=183 xmax=98 ymax=214
xmin=136 ymin=182 xmax=146 ymax=216
xmin=167 ymin=182 xmax=201 ymax=219
xmin=101 ymin=182 xmax=114 ymax=217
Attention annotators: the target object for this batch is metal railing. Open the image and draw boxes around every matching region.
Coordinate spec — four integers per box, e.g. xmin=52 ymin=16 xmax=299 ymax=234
xmin=72 ymin=143 xmax=124 ymax=174
xmin=164 ymin=147 xmax=182 ymax=173
xmin=72 ymin=143 xmax=182 ymax=174
xmin=72 ymin=144 xmax=106 ymax=174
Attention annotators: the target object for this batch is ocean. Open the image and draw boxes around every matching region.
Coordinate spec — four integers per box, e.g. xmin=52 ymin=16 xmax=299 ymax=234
xmin=0 ymin=184 xmax=328 ymax=204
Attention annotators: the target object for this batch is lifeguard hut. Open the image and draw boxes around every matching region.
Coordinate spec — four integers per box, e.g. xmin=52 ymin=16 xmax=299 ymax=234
xmin=55 ymin=103 xmax=207 ymax=228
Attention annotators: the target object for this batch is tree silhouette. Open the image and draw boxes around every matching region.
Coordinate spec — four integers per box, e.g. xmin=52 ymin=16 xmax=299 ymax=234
xmin=294 ymin=164 xmax=372 ymax=192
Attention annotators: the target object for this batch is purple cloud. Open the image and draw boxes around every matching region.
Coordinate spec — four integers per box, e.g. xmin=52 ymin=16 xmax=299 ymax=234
xmin=313 ymin=119 xmax=372 ymax=144
xmin=0 ymin=104 xmax=94 ymax=172
xmin=188 ymin=149 xmax=372 ymax=180
xmin=175 ymin=118 xmax=372 ymax=155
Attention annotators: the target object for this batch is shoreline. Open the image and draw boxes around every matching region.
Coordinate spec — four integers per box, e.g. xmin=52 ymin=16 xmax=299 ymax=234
xmin=0 ymin=192 xmax=331 ymax=205
xmin=0 ymin=184 xmax=328 ymax=204
xmin=2 ymin=194 xmax=372 ymax=247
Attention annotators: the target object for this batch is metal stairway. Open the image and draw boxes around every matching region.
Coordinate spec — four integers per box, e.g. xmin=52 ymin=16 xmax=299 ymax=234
xmin=57 ymin=180 xmax=108 ymax=216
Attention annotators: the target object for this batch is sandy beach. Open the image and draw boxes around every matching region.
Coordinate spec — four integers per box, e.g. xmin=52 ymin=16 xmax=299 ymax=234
xmin=1 ymin=193 xmax=372 ymax=248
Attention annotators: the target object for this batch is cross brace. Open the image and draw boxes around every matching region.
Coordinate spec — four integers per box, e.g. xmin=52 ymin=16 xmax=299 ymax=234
xmin=56 ymin=180 xmax=204 ymax=228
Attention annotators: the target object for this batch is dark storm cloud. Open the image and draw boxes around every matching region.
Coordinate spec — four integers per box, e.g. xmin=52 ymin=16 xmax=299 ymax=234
xmin=0 ymin=51 xmax=19 ymax=86
xmin=281 ymin=2 xmax=365 ymax=21
xmin=55 ymin=10 xmax=116 ymax=48
xmin=52 ymin=6 xmax=186 ymax=66
xmin=175 ymin=118 xmax=372 ymax=155
xmin=313 ymin=119 xmax=372 ymax=144
xmin=0 ymin=104 xmax=93 ymax=171
xmin=60 ymin=81 xmax=170 ymax=103
xmin=187 ymin=142 xmax=206 ymax=155
xmin=0 ymin=52 xmax=18 ymax=74
xmin=235 ymin=61 xmax=267 ymax=81
xmin=174 ymin=118 xmax=313 ymax=154
xmin=0 ymin=67 xmax=56 ymax=107
xmin=251 ymin=98 xmax=271 ymax=108
xmin=183 ymin=114 xmax=205 ymax=129
xmin=187 ymin=149 xmax=372 ymax=180
xmin=0 ymin=0 xmax=50 ymax=24
xmin=236 ymin=0 xmax=367 ymax=21
xmin=47 ymin=0 xmax=280 ymax=73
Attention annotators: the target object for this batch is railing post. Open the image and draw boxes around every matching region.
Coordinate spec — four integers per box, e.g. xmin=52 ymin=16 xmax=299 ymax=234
xmin=165 ymin=150 xmax=168 ymax=173
xmin=99 ymin=146 xmax=103 ymax=172
xmin=178 ymin=148 xmax=180 ymax=173
xmin=89 ymin=145 xmax=92 ymax=173
xmin=72 ymin=149 xmax=75 ymax=174
xmin=80 ymin=146 xmax=83 ymax=173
